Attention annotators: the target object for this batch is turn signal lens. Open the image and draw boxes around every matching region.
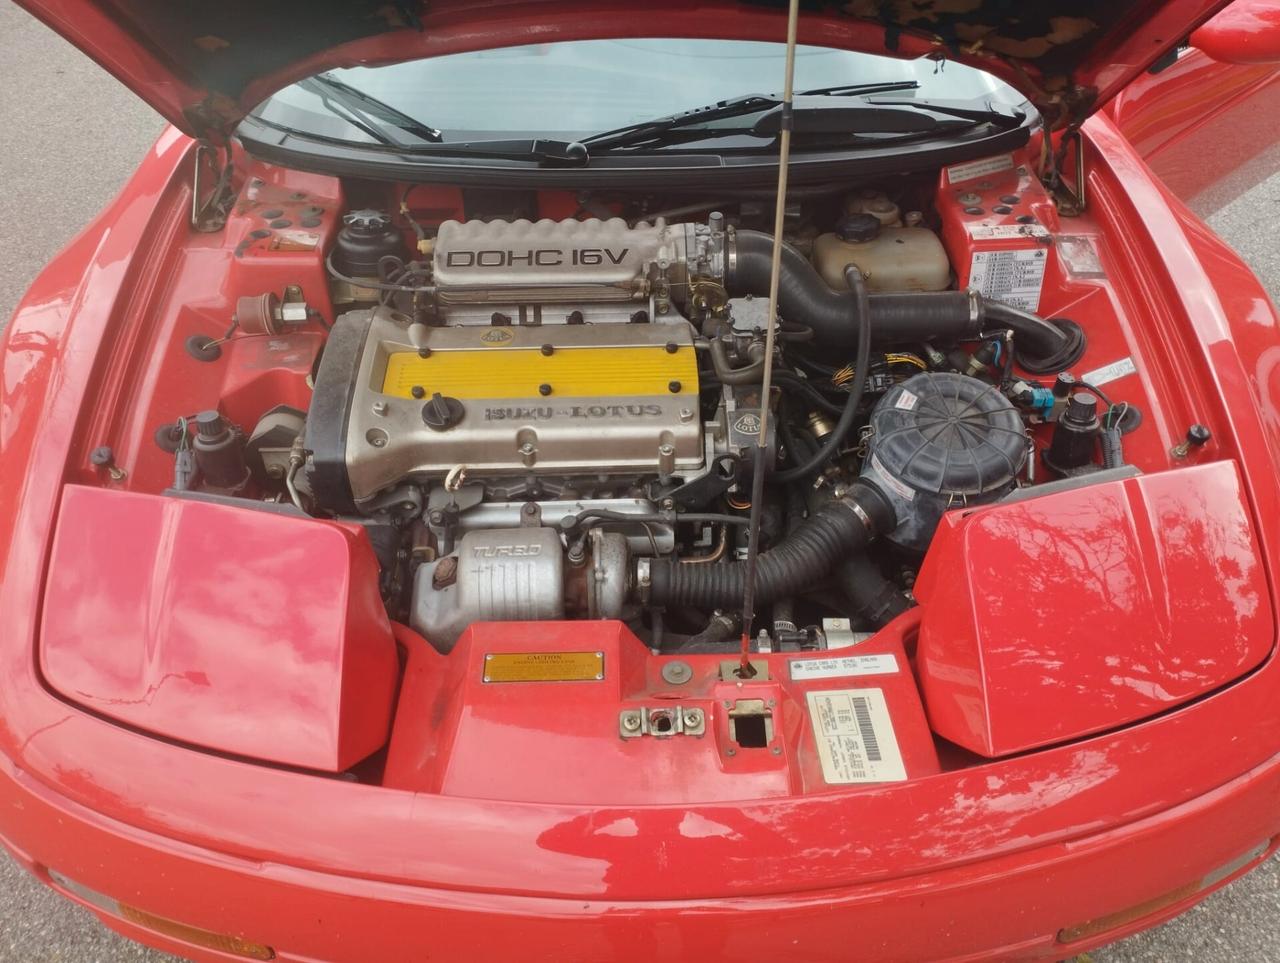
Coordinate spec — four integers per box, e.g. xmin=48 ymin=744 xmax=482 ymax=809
xmin=1057 ymin=840 xmax=1271 ymax=944
xmin=118 ymin=904 xmax=274 ymax=960
xmin=47 ymin=869 xmax=274 ymax=960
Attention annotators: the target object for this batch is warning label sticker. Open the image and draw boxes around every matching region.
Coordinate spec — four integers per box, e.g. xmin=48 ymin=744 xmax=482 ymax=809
xmin=807 ymin=688 xmax=907 ymax=784
xmin=790 ymin=653 xmax=899 ymax=681
xmin=967 ymin=248 xmax=1048 ymax=312
xmin=894 ymin=390 xmax=919 ymax=412
xmin=483 ymin=651 xmax=604 ymax=683
xmin=945 ymin=153 xmax=1014 ymax=184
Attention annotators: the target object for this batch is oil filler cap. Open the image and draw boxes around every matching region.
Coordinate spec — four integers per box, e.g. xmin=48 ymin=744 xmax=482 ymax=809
xmin=422 ymin=393 xmax=465 ymax=432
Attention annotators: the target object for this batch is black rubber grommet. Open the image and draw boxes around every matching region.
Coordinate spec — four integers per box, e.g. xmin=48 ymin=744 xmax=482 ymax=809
xmin=1111 ymin=403 xmax=1144 ymax=435
xmin=154 ymin=422 xmax=186 ymax=453
xmin=185 ymin=334 xmax=222 ymax=362
xmin=1015 ymin=318 xmax=1086 ymax=375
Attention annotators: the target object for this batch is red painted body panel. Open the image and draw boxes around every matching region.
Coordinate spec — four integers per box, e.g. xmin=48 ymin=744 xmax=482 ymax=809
xmin=384 ymin=621 xmax=938 ymax=804
xmin=915 ymin=460 xmax=1272 ymax=757
xmin=1108 ymin=47 xmax=1280 ymax=208
xmin=1 ymin=24 xmax=1280 ymax=961
xmin=40 ymin=486 xmax=399 ymax=772
xmin=13 ymin=0 xmax=1239 ymax=136
xmin=1192 ymin=0 xmax=1280 ymax=65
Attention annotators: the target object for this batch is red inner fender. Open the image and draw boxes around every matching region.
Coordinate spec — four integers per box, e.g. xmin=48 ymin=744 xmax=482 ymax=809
xmin=914 ymin=460 xmax=1273 ymax=757
xmin=39 ymin=486 xmax=399 ymax=772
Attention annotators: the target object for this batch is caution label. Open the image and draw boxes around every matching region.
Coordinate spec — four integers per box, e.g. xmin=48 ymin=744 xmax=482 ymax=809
xmin=967 ymin=248 xmax=1048 ymax=312
xmin=483 ymin=651 xmax=604 ymax=683
xmin=807 ymin=688 xmax=907 ymax=784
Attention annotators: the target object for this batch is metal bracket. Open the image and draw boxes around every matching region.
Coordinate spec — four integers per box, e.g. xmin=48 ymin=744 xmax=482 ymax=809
xmin=619 ymin=705 xmax=706 ymax=739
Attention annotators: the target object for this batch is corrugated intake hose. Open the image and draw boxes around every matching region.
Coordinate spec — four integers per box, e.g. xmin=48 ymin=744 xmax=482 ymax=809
xmin=837 ymin=555 xmax=914 ymax=629
xmin=647 ymin=482 xmax=894 ymax=609
xmin=727 ymin=230 xmax=1084 ymax=370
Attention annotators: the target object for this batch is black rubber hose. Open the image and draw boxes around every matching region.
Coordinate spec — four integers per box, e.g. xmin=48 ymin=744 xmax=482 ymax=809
xmin=660 ymin=613 xmax=739 ymax=653
xmin=648 ymin=482 xmax=894 ymax=609
xmin=727 ymin=231 xmax=1084 ymax=370
xmin=837 ymin=556 xmax=913 ymax=629
xmin=708 ymin=337 xmax=766 ymax=384
xmin=773 ymin=266 xmax=871 ymax=483
xmin=728 ymin=230 xmax=982 ymax=347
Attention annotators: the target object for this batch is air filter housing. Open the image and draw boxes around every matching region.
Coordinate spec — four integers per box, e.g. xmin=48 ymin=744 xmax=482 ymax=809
xmin=862 ymin=372 xmax=1027 ymax=552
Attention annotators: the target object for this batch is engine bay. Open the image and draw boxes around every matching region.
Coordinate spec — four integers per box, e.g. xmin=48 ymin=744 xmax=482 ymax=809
xmin=184 ymin=165 xmax=1115 ymax=656
xmin=51 ymin=141 xmax=1270 ymax=800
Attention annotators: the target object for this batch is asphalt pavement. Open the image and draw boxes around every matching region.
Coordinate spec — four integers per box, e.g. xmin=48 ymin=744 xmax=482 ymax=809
xmin=3 ymin=4 xmax=1280 ymax=960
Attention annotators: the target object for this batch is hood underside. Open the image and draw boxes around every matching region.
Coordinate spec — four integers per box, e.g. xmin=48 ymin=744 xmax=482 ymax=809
xmin=20 ymin=0 xmax=1232 ymax=138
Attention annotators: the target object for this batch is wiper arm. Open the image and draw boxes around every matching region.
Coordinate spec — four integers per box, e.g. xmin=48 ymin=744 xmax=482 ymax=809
xmin=581 ymin=94 xmax=780 ymax=150
xmin=750 ymin=95 xmax=1025 ymax=136
xmin=864 ymin=96 xmax=1026 ymax=127
xmin=797 ymin=80 xmax=920 ymax=96
xmin=300 ymin=74 xmax=442 ymax=147
xmin=581 ymin=83 xmax=921 ymax=152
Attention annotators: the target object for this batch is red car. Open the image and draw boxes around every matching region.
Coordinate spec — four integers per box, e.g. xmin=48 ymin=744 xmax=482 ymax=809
xmin=4 ymin=1 xmax=1280 ymax=960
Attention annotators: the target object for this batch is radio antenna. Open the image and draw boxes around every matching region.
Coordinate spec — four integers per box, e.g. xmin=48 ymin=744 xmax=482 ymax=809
xmin=738 ymin=0 xmax=801 ymax=677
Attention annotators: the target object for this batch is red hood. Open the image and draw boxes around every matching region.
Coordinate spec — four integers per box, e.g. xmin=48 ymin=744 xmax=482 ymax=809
xmin=20 ymin=0 xmax=1233 ymax=139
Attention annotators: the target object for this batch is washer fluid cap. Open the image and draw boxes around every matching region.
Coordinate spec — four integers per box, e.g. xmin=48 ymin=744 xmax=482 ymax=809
xmin=870 ymin=372 xmax=1026 ymax=498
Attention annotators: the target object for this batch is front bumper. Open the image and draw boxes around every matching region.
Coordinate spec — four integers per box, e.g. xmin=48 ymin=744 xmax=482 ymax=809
xmin=3 ymin=739 xmax=1279 ymax=963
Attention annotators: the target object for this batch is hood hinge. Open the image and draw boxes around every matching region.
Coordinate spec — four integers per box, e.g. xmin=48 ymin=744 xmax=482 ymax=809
xmin=191 ymin=142 xmax=236 ymax=233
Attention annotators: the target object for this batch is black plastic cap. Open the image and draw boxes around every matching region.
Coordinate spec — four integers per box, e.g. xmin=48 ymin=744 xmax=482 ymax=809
xmin=835 ymin=213 xmax=881 ymax=243
xmin=1065 ymin=391 xmax=1099 ymax=423
xmin=1052 ymin=371 xmax=1077 ymax=398
xmin=422 ymin=393 xmax=465 ymax=432
xmin=194 ymin=410 xmax=226 ymax=438
xmin=1187 ymin=423 xmax=1212 ymax=447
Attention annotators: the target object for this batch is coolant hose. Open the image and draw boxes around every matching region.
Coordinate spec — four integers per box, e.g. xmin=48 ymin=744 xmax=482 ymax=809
xmin=773 ymin=266 xmax=871 ymax=483
xmin=726 ymin=230 xmax=1084 ymax=369
xmin=646 ymin=482 xmax=894 ymax=609
xmin=837 ymin=555 xmax=913 ymax=629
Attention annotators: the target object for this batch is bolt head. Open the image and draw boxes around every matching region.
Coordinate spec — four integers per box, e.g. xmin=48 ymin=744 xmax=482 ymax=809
xmin=539 ymin=383 xmax=552 ymax=396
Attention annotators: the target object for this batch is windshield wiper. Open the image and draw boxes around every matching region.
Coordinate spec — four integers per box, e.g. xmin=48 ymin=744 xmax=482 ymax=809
xmin=581 ymin=81 xmax=923 ymax=151
xmin=580 ymin=85 xmax=1019 ymax=153
xmin=750 ymin=96 xmax=1025 ymax=136
xmin=300 ymin=74 xmax=442 ymax=148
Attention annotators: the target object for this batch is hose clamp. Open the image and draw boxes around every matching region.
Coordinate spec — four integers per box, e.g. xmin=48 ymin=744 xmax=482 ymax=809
xmin=967 ymin=288 xmax=983 ymax=329
xmin=724 ymin=226 xmax=737 ymax=281
xmin=835 ymin=494 xmax=876 ymax=533
xmin=634 ymin=557 xmax=652 ymax=606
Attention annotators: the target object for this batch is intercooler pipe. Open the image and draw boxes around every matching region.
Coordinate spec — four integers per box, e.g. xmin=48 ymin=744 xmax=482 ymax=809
xmin=644 ymin=482 xmax=894 ymax=609
xmin=727 ymin=230 xmax=1084 ymax=371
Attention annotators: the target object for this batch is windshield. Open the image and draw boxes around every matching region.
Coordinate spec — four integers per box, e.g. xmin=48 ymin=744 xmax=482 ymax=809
xmin=250 ymin=38 xmax=1024 ymax=147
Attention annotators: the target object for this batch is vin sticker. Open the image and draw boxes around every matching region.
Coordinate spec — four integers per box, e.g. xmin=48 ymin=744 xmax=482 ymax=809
xmin=807 ymin=688 xmax=907 ymax=784
xmin=791 ymin=653 xmax=899 ymax=681
xmin=967 ymin=248 xmax=1048 ymax=312
xmin=1082 ymin=356 xmax=1138 ymax=387
xmin=945 ymin=153 xmax=1014 ymax=184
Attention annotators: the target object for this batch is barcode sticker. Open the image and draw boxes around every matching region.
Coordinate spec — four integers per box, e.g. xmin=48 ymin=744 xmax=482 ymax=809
xmin=806 ymin=688 xmax=907 ymax=784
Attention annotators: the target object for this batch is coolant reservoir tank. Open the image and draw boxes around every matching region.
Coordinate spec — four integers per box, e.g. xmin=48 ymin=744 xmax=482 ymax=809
xmin=814 ymin=214 xmax=950 ymax=293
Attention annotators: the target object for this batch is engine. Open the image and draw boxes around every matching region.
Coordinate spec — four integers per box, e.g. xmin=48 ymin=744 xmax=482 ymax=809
xmin=186 ymin=183 xmax=1116 ymax=657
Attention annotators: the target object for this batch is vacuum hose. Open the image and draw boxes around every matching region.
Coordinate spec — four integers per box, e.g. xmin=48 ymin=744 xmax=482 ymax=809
xmin=727 ymin=230 xmax=1084 ymax=371
xmin=646 ymin=482 xmax=894 ymax=609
